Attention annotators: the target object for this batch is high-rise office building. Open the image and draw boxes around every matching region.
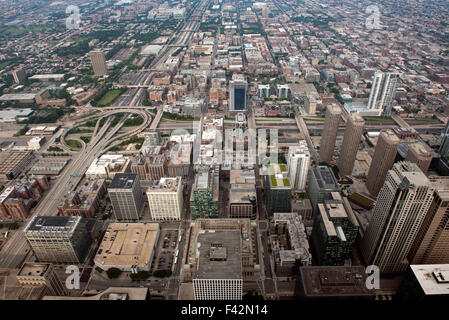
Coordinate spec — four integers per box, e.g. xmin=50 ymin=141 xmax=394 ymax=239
xmin=17 ymin=262 xmax=67 ymax=296
xmin=311 ymin=193 xmax=359 ymax=266
xmin=361 ymin=162 xmax=435 ymax=274
xmin=192 ymin=232 xmax=243 ymax=300
xmin=190 ymin=170 xmax=219 ymax=219
xmin=439 ymin=121 xmax=449 ymax=157
xmin=337 ymin=113 xmax=365 ymax=176
xmin=319 ymin=104 xmax=341 ymax=163
xmin=366 ymin=129 xmax=400 ymax=197
xmin=146 ymin=177 xmax=183 ymax=221
xmin=408 ymin=177 xmax=449 ymax=264
xmin=287 ymin=141 xmax=311 ymax=191
xmin=229 ymin=169 xmax=257 ymax=219
xmin=367 ymin=71 xmax=399 ymax=116
xmin=307 ymin=166 xmax=341 ymax=213
xmin=108 ymin=173 xmax=144 ymax=220
xmin=229 ymin=74 xmax=247 ymax=111
xmin=24 ymin=216 xmax=92 ymax=264
xmin=405 ymin=143 xmax=432 ymax=174
xmin=89 ymin=50 xmax=107 ymax=76
xmin=265 ymin=164 xmax=292 ymax=216
xmin=396 ymin=264 xmax=449 ymax=300
xmin=183 ymin=219 xmax=261 ymax=299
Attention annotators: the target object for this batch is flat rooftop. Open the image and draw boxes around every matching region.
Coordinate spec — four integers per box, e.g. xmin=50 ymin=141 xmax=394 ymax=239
xmin=410 ymin=264 xmax=449 ymax=295
xmin=0 ymin=93 xmax=36 ymax=101
xmin=312 ymin=166 xmax=339 ymax=190
xmin=24 ymin=216 xmax=81 ymax=234
xmin=394 ymin=162 xmax=429 ymax=187
xmin=194 ymin=230 xmax=242 ymax=280
xmin=267 ymin=164 xmax=291 ymax=188
xmin=195 ymin=171 xmax=210 ymax=190
xmin=18 ymin=262 xmax=51 ymax=277
xmin=300 ymin=266 xmax=376 ymax=297
xmin=29 ymin=74 xmax=64 ymax=80
xmin=94 ymin=223 xmax=159 ymax=269
xmin=44 ymin=287 xmax=148 ymax=300
xmin=0 ymin=150 xmax=33 ymax=174
xmin=0 ymin=268 xmax=46 ymax=300
xmin=148 ymin=177 xmax=181 ymax=192
xmin=230 ymin=169 xmax=256 ymax=204
xmin=0 ymin=108 xmax=34 ymax=120
xmin=109 ymin=173 xmax=138 ymax=189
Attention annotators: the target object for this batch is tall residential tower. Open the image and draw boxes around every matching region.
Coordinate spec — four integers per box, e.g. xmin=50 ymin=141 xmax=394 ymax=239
xmin=287 ymin=141 xmax=311 ymax=190
xmin=337 ymin=113 xmax=365 ymax=176
xmin=367 ymin=71 xmax=399 ymax=116
xmin=319 ymin=104 xmax=341 ymax=163
xmin=366 ymin=129 xmax=400 ymax=197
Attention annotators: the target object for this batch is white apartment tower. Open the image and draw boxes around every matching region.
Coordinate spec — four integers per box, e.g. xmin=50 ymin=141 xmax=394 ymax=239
xmin=367 ymin=71 xmax=399 ymax=116
xmin=287 ymin=141 xmax=311 ymax=190
xmin=361 ymin=162 xmax=435 ymax=274
xmin=146 ymin=177 xmax=183 ymax=221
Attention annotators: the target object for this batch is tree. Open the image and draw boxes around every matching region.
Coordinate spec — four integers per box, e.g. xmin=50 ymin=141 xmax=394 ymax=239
xmin=152 ymin=269 xmax=172 ymax=278
xmin=106 ymin=268 xmax=122 ymax=279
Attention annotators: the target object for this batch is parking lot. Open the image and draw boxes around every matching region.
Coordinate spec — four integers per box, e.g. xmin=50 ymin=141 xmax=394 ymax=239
xmin=151 ymin=229 xmax=179 ymax=273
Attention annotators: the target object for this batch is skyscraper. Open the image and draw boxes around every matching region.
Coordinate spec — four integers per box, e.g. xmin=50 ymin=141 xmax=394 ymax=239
xmin=367 ymin=71 xmax=399 ymax=116
xmin=405 ymin=143 xmax=432 ymax=174
xmin=311 ymin=192 xmax=359 ymax=266
xmin=17 ymin=262 xmax=67 ymax=296
xmin=108 ymin=173 xmax=144 ymax=220
xmin=337 ymin=113 xmax=365 ymax=176
xmin=24 ymin=216 xmax=92 ymax=264
xmin=307 ymin=166 xmax=341 ymax=213
xmin=439 ymin=120 xmax=449 ymax=157
xmin=366 ymin=129 xmax=400 ymax=197
xmin=183 ymin=219 xmax=260 ymax=300
xmin=229 ymin=74 xmax=247 ymax=111
xmin=287 ymin=141 xmax=311 ymax=191
xmin=319 ymin=104 xmax=341 ymax=164
xmin=190 ymin=170 xmax=219 ymax=219
xmin=146 ymin=177 xmax=183 ymax=221
xmin=89 ymin=50 xmax=107 ymax=76
xmin=408 ymin=177 xmax=449 ymax=264
xmin=265 ymin=164 xmax=292 ymax=216
xmin=361 ymin=162 xmax=435 ymax=274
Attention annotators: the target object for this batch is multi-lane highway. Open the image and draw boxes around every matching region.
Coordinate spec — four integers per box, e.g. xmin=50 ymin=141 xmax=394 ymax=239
xmin=115 ymin=0 xmax=210 ymax=110
xmin=0 ymin=109 xmax=151 ymax=268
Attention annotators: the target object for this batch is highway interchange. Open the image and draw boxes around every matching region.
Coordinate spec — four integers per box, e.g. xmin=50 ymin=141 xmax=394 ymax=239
xmin=0 ymin=0 xmax=212 ymax=302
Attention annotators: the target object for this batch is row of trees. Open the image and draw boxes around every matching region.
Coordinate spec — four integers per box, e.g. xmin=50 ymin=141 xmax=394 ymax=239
xmin=105 ymin=268 xmax=172 ymax=279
